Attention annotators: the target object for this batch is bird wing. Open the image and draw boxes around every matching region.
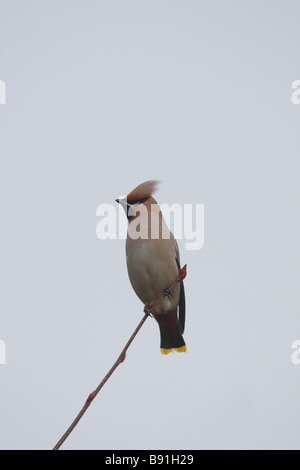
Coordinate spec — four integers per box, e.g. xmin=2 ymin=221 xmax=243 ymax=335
xmin=173 ymin=237 xmax=186 ymax=334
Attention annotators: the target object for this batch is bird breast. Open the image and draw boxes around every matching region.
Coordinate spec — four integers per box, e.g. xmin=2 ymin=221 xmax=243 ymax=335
xmin=126 ymin=236 xmax=180 ymax=315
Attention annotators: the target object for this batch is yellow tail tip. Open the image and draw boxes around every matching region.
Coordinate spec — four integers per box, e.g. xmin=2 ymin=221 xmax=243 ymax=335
xmin=160 ymin=345 xmax=187 ymax=355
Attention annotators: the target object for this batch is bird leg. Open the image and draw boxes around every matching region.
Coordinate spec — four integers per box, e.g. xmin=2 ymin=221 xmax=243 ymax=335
xmin=163 ymin=286 xmax=173 ymax=299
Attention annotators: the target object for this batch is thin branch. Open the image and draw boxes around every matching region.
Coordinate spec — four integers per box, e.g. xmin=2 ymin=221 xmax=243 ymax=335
xmin=52 ymin=264 xmax=187 ymax=450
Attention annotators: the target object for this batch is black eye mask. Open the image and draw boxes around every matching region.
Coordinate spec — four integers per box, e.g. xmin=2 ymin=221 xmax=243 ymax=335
xmin=127 ymin=197 xmax=149 ymax=206
xmin=126 ymin=197 xmax=149 ymax=221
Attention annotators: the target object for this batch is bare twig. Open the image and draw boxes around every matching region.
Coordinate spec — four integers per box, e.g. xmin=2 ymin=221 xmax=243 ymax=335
xmin=52 ymin=264 xmax=187 ymax=450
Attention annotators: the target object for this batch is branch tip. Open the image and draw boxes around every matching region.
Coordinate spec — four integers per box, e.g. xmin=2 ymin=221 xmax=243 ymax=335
xmin=178 ymin=264 xmax=187 ymax=281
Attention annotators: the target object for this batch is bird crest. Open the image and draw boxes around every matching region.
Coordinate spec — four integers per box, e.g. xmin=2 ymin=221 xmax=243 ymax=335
xmin=126 ymin=180 xmax=160 ymax=203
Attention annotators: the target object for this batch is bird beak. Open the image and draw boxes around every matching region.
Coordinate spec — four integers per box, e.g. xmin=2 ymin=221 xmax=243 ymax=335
xmin=116 ymin=197 xmax=136 ymax=219
xmin=115 ymin=198 xmax=127 ymax=207
xmin=115 ymin=197 xmax=129 ymax=211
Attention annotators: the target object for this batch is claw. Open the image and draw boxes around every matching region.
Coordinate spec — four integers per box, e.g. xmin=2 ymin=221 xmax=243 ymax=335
xmin=163 ymin=286 xmax=173 ymax=299
xmin=143 ymin=302 xmax=155 ymax=317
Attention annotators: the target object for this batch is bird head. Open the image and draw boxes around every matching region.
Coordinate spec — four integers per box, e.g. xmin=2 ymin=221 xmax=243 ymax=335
xmin=116 ymin=180 xmax=160 ymax=221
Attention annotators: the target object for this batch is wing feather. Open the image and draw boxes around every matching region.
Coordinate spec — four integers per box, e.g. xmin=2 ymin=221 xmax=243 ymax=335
xmin=174 ymin=238 xmax=186 ymax=334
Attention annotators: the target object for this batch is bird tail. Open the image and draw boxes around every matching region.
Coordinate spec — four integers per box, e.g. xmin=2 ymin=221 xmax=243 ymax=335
xmin=155 ymin=310 xmax=187 ymax=355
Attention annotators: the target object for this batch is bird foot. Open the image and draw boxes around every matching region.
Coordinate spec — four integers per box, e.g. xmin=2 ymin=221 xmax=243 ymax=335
xmin=163 ymin=286 xmax=173 ymax=299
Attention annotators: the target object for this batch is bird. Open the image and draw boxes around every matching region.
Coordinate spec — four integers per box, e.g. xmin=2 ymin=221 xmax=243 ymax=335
xmin=116 ymin=180 xmax=186 ymax=354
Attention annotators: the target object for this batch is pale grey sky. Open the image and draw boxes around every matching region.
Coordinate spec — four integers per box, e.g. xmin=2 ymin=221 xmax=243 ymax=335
xmin=0 ymin=0 xmax=300 ymax=450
